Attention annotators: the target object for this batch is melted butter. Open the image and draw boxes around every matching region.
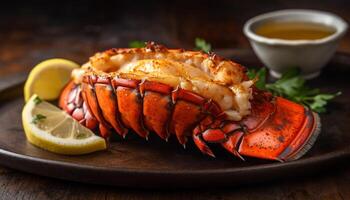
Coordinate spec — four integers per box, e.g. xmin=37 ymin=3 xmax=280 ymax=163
xmin=255 ymin=21 xmax=336 ymax=40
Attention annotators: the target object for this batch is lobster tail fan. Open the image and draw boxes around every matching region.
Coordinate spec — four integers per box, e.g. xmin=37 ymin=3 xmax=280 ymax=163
xmin=283 ymin=112 xmax=321 ymax=161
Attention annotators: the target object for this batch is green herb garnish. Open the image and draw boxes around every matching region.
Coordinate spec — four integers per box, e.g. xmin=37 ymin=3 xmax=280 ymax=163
xmin=247 ymin=67 xmax=341 ymax=113
xmin=128 ymin=41 xmax=146 ymax=48
xmin=75 ymin=133 xmax=87 ymax=139
xmin=194 ymin=38 xmax=211 ymax=53
xmin=32 ymin=114 xmax=47 ymax=124
xmin=128 ymin=38 xmax=212 ymax=53
xmin=247 ymin=67 xmax=267 ymax=90
xmin=33 ymin=96 xmax=42 ymax=105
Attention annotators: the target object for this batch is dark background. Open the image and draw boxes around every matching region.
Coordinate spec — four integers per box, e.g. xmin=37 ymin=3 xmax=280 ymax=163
xmin=1 ymin=0 xmax=350 ymax=75
xmin=0 ymin=1 xmax=350 ymax=199
xmin=2 ymin=0 xmax=350 ymax=46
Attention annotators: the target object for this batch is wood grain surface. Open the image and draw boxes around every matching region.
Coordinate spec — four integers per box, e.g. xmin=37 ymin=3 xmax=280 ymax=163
xmin=0 ymin=0 xmax=350 ymax=199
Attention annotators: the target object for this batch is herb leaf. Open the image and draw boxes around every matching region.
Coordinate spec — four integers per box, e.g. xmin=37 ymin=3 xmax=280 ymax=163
xmin=128 ymin=38 xmax=212 ymax=53
xmin=304 ymin=92 xmax=341 ymax=113
xmin=32 ymin=114 xmax=46 ymax=124
xmin=33 ymin=96 xmax=42 ymax=105
xmin=247 ymin=68 xmax=267 ymax=90
xmin=248 ymin=67 xmax=340 ymax=113
xmin=129 ymin=41 xmax=146 ymax=48
xmin=75 ymin=133 xmax=87 ymax=139
xmin=195 ymin=38 xmax=211 ymax=53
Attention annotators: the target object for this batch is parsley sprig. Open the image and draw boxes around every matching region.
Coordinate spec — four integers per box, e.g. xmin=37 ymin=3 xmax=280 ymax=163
xmin=247 ymin=68 xmax=341 ymax=113
xmin=194 ymin=38 xmax=211 ymax=53
xmin=128 ymin=38 xmax=212 ymax=53
xmin=33 ymin=96 xmax=42 ymax=105
xmin=129 ymin=41 xmax=146 ymax=48
xmin=31 ymin=114 xmax=47 ymax=124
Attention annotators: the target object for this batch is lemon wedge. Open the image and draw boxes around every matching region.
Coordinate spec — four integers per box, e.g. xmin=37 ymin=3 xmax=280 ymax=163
xmin=22 ymin=94 xmax=106 ymax=155
xmin=24 ymin=58 xmax=79 ymax=102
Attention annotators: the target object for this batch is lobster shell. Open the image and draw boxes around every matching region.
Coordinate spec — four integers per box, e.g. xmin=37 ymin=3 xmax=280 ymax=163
xmin=59 ymin=43 xmax=321 ymax=161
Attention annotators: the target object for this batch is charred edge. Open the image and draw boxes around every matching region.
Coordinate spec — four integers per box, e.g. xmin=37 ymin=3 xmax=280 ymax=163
xmin=197 ymin=132 xmax=214 ymax=155
xmin=223 ymin=128 xmax=241 ymax=143
xmin=198 ymin=133 xmax=206 ymax=145
xmin=112 ymin=77 xmax=148 ymax=137
xmin=224 ymin=124 xmax=244 ymax=137
xmin=135 ymin=83 xmax=150 ymax=139
xmin=106 ymin=77 xmax=128 ymax=137
xmin=193 ymin=133 xmax=215 ymax=157
xmin=140 ymin=81 xmax=174 ymax=141
xmin=87 ymin=76 xmax=112 ymax=131
xmin=219 ymin=123 xmax=245 ymax=160
xmin=277 ymin=108 xmax=310 ymax=162
xmin=277 ymin=147 xmax=292 ymax=162
xmin=279 ymin=108 xmax=321 ymax=162
xmin=192 ymin=111 xmax=226 ymax=143
xmin=165 ymin=88 xmax=178 ymax=139
xmin=234 ymin=132 xmax=245 ymax=161
xmin=163 ymin=94 xmax=174 ymax=141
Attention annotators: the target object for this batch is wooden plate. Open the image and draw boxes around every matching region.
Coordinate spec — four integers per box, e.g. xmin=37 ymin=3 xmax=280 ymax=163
xmin=0 ymin=50 xmax=349 ymax=188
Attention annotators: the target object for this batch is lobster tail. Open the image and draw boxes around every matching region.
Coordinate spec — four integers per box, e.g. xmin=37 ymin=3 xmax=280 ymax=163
xmin=239 ymin=97 xmax=321 ymax=161
xmin=60 ymin=79 xmax=320 ymax=161
xmin=59 ymin=81 xmax=98 ymax=130
xmin=139 ymin=81 xmax=173 ymax=140
xmin=192 ymin=96 xmax=320 ymax=161
xmin=58 ymin=44 xmax=321 ymax=161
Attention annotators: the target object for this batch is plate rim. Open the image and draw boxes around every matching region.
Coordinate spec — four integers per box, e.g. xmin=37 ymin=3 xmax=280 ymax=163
xmin=0 ymin=146 xmax=348 ymax=175
xmin=0 ymin=50 xmax=349 ymax=187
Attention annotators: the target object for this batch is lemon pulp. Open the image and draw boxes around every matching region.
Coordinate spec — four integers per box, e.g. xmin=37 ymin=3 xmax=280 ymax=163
xmin=22 ymin=95 xmax=106 ymax=155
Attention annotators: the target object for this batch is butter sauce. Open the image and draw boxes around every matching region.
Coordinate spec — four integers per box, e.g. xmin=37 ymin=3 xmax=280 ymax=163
xmin=255 ymin=21 xmax=336 ymax=40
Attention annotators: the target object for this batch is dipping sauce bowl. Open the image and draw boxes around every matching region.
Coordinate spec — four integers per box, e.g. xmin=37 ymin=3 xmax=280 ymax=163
xmin=244 ymin=9 xmax=348 ymax=79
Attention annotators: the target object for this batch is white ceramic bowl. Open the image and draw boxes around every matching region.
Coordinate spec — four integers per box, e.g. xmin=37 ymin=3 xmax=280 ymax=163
xmin=244 ymin=9 xmax=348 ymax=79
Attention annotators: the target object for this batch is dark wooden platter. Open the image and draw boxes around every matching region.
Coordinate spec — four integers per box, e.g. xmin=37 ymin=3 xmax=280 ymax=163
xmin=0 ymin=50 xmax=349 ymax=188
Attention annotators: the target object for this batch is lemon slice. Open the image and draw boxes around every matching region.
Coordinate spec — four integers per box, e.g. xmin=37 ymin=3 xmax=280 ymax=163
xmin=22 ymin=94 xmax=106 ymax=155
xmin=24 ymin=58 xmax=79 ymax=102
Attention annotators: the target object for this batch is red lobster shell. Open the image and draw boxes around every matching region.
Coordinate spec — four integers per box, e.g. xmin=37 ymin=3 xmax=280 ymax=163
xmin=59 ymin=43 xmax=320 ymax=161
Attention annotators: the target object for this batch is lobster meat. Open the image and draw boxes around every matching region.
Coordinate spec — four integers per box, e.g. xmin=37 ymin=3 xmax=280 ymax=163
xmin=59 ymin=42 xmax=320 ymax=161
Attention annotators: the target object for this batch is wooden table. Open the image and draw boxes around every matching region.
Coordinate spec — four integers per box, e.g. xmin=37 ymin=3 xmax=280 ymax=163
xmin=0 ymin=1 xmax=349 ymax=199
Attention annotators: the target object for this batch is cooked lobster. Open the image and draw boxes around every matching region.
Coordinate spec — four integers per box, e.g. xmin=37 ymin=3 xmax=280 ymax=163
xmin=59 ymin=42 xmax=320 ymax=161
